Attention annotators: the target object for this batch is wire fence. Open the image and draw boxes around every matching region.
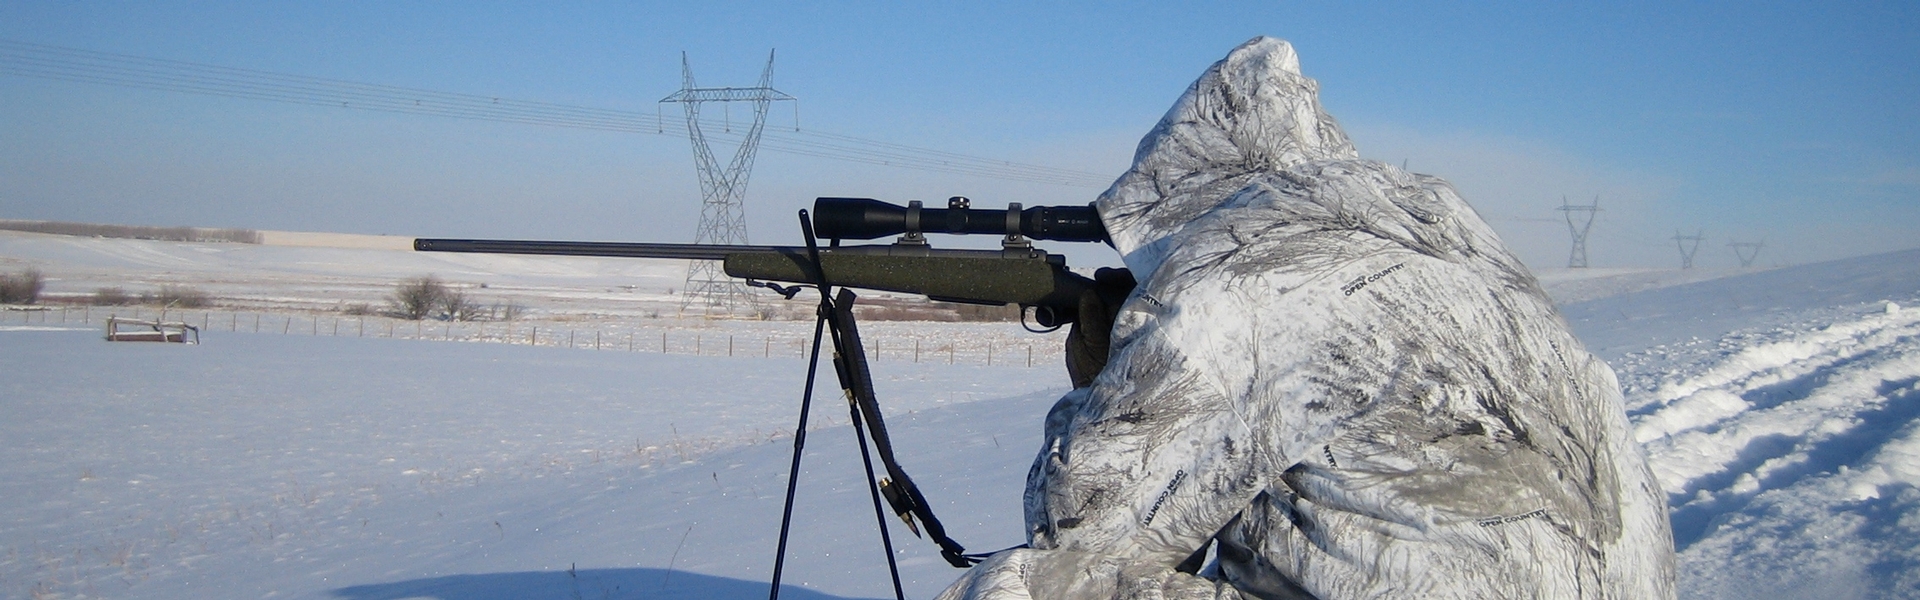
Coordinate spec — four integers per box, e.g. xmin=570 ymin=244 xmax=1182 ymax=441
xmin=3 ymin=305 xmax=1061 ymax=368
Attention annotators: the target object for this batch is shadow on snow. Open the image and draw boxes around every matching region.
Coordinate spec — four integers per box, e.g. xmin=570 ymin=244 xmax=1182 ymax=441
xmin=331 ymin=567 xmax=886 ymax=600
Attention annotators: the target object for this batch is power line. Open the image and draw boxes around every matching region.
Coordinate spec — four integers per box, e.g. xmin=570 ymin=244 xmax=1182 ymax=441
xmin=0 ymin=40 xmax=1114 ymax=188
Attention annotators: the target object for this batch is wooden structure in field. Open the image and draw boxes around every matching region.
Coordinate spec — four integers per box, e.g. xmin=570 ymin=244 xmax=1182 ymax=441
xmin=105 ymin=316 xmax=199 ymax=344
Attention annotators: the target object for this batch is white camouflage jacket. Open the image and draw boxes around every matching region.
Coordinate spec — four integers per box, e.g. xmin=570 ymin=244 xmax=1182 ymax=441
xmin=938 ymin=37 xmax=1676 ymax=600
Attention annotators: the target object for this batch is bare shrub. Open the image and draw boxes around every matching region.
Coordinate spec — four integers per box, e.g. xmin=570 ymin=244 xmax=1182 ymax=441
xmin=391 ymin=276 xmax=448 ymax=320
xmin=0 ymin=267 xmax=43 ymax=304
xmin=486 ymin=302 xmax=526 ymax=321
xmin=439 ymin=288 xmax=483 ymax=322
xmin=390 ymin=276 xmax=495 ymax=321
xmin=91 ymin=287 xmax=133 ymax=305
xmin=144 ymin=285 xmax=211 ymax=308
xmin=341 ymin=303 xmax=377 ymax=316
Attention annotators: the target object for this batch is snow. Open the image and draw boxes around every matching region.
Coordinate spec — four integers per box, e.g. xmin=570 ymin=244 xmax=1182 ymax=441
xmin=6 ymin=235 xmax=1920 ymax=598
xmin=1 ymin=326 xmax=1059 ymax=599
xmin=1561 ymin=253 xmax=1920 ymax=599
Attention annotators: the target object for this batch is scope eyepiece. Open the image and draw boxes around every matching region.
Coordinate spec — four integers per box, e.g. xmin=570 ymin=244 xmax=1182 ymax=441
xmin=811 ymin=197 xmax=1108 ymax=243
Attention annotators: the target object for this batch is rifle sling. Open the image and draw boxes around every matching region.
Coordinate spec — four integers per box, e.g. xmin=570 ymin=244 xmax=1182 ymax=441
xmin=829 ymin=289 xmax=978 ymax=568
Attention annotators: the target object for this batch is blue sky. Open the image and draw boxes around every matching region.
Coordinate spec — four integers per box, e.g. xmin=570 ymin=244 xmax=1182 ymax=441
xmin=2 ymin=1 xmax=1914 ymax=270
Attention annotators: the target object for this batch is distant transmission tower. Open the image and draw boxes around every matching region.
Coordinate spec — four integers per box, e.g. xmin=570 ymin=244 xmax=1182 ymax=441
xmin=1729 ymin=239 xmax=1765 ymax=268
xmin=1673 ymin=230 xmax=1706 ymax=269
xmin=660 ymin=50 xmax=795 ymax=316
xmin=1558 ymin=196 xmax=1600 ymax=268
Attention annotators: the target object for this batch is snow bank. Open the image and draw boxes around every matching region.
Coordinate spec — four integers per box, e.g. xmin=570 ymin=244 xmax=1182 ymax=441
xmin=1621 ymin=291 xmax=1920 ymax=598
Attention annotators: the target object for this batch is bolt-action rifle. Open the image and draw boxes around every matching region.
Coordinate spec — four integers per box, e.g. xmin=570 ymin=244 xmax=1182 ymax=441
xmin=414 ymin=197 xmax=1116 ymax=599
xmin=414 ymin=196 xmax=1110 ymax=328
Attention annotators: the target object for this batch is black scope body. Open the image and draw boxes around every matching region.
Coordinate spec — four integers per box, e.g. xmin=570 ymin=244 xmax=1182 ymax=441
xmin=811 ymin=197 xmax=1108 ymax=244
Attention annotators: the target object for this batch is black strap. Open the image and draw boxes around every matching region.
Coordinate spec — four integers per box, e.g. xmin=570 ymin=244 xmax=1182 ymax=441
xmin=769 ymin=210 xmax=977 ymax=600
xmin=829 ymin=289 xmax=978 ymax=568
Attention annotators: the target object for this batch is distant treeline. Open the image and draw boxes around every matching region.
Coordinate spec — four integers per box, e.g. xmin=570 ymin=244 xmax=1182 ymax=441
xmin=0 ymin=220 xmax=261 ymax=244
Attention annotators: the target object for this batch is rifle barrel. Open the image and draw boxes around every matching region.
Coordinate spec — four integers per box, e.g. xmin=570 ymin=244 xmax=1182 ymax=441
xmin=414 ymin=238 xmax=794 ymax=261
xmin=415 ymin=236 xmax=1092 ymax=325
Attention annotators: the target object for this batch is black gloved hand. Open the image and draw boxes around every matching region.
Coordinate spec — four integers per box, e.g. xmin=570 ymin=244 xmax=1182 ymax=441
xmin=1066 ymin=267 xmax=1136 ymax=388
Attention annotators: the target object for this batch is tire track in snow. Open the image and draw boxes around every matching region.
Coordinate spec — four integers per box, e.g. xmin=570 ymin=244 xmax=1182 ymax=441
xmin=1631 ymin=303 xmax=1920 ymax=548
xmin=1626 ymin=302 xmax=1920 ymax=598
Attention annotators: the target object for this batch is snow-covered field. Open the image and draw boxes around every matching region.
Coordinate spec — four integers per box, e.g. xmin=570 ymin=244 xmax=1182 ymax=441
xmin=4 ymin=232 xmax=1919 ymax=599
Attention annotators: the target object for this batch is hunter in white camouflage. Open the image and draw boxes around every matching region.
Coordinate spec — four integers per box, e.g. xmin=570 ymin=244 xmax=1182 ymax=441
xmin=938 ymin=37 xmax=1676 ymax=600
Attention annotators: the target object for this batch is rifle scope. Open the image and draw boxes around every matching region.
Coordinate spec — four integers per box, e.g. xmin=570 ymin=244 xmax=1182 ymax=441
xmin=811 ymin=197 xmax=1108 ymax=244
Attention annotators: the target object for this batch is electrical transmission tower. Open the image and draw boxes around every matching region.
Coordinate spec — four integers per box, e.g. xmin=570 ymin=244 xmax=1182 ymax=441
xmin=1729 ymin=239 xmax=1765 ymax=268
xmin=1673 ymin=230 xmax=1706 ymax=269
xmin=660 ymin=50 xmax=795 ymax=316
xmin=1558 ymin=196 xmax=1600 ymax=268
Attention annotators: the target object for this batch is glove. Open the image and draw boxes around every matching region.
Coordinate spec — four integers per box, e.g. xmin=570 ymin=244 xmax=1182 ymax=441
xmin=1065 ymin=267 xmax=1136 ymax=388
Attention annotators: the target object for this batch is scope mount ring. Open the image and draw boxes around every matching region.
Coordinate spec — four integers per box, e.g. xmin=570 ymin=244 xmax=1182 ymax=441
xmin=897 ymin=200 xmax=927 ymax=245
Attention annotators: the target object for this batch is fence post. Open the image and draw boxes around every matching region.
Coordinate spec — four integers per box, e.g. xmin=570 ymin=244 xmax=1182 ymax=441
xmin=728 ymin=335 xmax=733 ymax=357
xmin=569 ymin=330 xmax=575 ymax=348
xmin=595 ymin=331 xmax=601 ymax=350
xmin=1027 ymin=345 xmax=1033 ymax=368
xmin=988 ymin=344 xmax=993 ymax=366
xmin=695 ymin=335 xmax=702 ymax=356
xmin=284 ymin=317 xmax=292 ymax=335
xmin=662 ymin=330 xmax=668 ymax=353
xmin=915 ymin=339 xmax=921 ymax=363
xmin=949 ymin=345 xmax=954 ymax=365
xmin=629 ymin=333 xmax=634 ymax=352
xmin=765 ymin=336 xmax=770 ymax=357
xmin=531 ymin=326 xmax=537 ymax=345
